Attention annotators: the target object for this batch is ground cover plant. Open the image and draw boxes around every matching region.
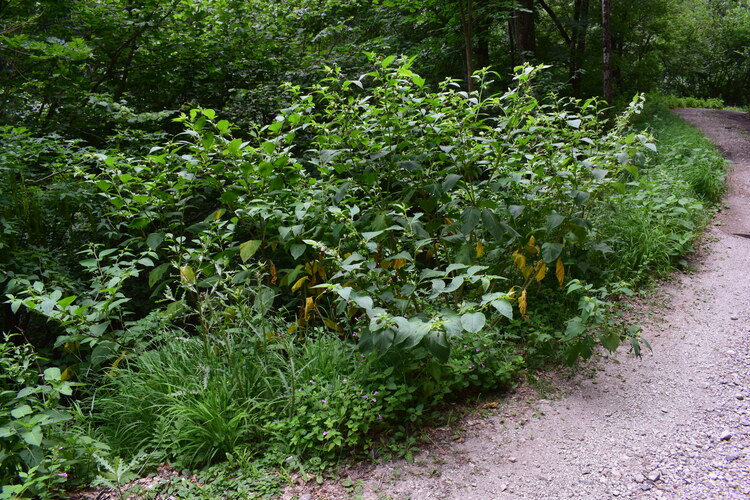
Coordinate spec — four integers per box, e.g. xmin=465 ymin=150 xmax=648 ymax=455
xmin=0 ymin=58 xmax=728 ymax=497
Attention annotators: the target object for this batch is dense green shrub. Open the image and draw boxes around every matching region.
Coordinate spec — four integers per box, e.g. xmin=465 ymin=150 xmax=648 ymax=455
xmin=3 ymin=61 xmax=723 ymax=487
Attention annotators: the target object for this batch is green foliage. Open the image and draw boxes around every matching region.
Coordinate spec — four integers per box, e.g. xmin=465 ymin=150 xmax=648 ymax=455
xmin=0 ymin=59 xmax=725 ymax=495
xmin=0 ymin=334 xmax=104 ymax=498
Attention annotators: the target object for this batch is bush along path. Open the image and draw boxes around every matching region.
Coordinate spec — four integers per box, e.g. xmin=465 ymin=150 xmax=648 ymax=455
xmin=283 ymin=109 xmax=750 ymax=499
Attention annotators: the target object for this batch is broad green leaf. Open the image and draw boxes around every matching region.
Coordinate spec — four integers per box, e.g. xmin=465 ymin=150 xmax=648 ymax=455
xmin=600 ymin=331 xmax=621 ymax=352
xmin=21 ymin=426 xmax=43 ymax=447
xmin=58 ymin=295 xmax=77 ymax=309
xmin=546 ymin=213 xmax=565 ymax=231
xmin=149 ymin=263 xmax=170 ymax=288
xmin=491 ymin=299 xmax=513 ymax=320
xmin=43 ymin=367 xmax=61 ymax=382
xmin=146 ymin=232 xmax=165 ymax=250
xmin=461 ymin=312 xmax=486 ymax=333
xmin=381 ymin=55 xmax=396 ymax=68
xmin=290 ymin=244 xmax=307 ymax=260
xmin=541 ymin=242 xmax=563 ymax=263
xmin=240 ymin=240 xmax=262 ymax=262
xmin=89 ymin=322 xmax=109 ymax=337
xmin=460 ymin=207 xmax=481 ymax=234
xmin=11 ymin=405 xmax=32 ymax=419
xmin=443 ymin=276 xmax=464 ymax=293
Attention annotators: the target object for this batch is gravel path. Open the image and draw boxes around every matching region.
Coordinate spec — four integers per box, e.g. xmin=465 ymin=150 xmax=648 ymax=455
xmin=286 ymin=109 xmax=750 ymax=499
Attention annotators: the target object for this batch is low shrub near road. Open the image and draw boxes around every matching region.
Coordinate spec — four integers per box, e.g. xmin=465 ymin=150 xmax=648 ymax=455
xmin=0 ymin=59 xmax=727 ymax=494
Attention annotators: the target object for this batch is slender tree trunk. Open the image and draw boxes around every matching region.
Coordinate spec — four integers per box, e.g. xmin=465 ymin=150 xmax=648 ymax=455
xmin=474 ymin=0 xmax=491 ymax=70
xmin=601 ymin=0 xmax=613 ymax=103
xmin=512 ymin=0 xmax=536 ymax=63
xmin=457 ymin=0 xmax=475 ymax=91
xmin=570 ymin=0 xmax=589 ymax=96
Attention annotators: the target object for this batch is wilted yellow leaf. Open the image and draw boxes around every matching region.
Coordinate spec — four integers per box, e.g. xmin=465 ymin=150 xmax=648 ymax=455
xmin=476 ymin=242 xmax=484 ymax=258
xmin=519 ymin=289 xmax=527 ymax=316
xmin=322 ymin=318 xmax=341 ymax=332
xmin=556 ymin=258 xmax=565 ymax=286
xmin=108 ymin=355 xmax=124 ymax=377
xmin=513 ymin=250 xmax=526 ymax=270
xmin=269 ymin=261 xmax=278 ymax=284
xmin=61 ymin=366 xmax=73 ymax=381
xmin=392 ymin=258 xmax=406 ymax=269
xmin=304 ymin=296 xmax=314 ymax=321
xmin=287 ymin=322 xmax=298 ymax=334
xmin=291 ymin=276 xmax=309 ymax=292
xmin=535 ymin=261 xmax=546 ymax=282
xmin=379 ymin=259 xmax=392 ymax=269
xmin=179 ymin=265 xmax=195 ymax=284
xmin=64 ymin=341 xmax=79 ymax=354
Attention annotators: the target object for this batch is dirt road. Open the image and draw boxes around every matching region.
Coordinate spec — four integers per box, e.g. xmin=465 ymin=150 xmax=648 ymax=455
xmin=289 ymin=109 xmax=750 ymax=499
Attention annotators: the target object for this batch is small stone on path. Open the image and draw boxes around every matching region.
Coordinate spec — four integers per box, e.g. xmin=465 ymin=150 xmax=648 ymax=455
xmin=719 ymin=429 xmax=733 ymax=441
xmin=647 ymin=470 xmax=662 ymax=482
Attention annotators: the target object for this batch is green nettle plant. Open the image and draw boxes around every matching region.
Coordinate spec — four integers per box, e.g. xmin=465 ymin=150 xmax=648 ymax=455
xmin=5 ymin=57 xmax=687 ymax=479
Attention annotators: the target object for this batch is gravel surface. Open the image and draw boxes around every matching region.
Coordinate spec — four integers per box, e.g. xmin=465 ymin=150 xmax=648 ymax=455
xmin=285 ymin=109 xmax=750 ymax=499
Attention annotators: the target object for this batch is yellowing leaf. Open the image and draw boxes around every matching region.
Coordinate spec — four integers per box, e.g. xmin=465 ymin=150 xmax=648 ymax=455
xmin=61 ymin=366 xmax=73 ymax=381
xmin=392 ymin=258 xmax=406 ymax=269
xmin=108 ymin=355 xmax=125 ymax=377
xmin=304 ymin=296 xmax=314 ymax=321
xmin=379 ymin=259 xmax=392 ymax=269
xmin=476 ymin=242 xmax=484 ymax=258
xmin=556 ymin=258 xmax=565 ymax=286
xmin=322 ymin=318 xmax=341 ymax=332
xmin=535 ymin=261 xmax=547 ymax=282
xmin=269 ymin=261 xmax=278 ymax=285
xmin=213 ymin=208 xmax=225 ymax=220
xmin=179 ymin=265 xmax=196 ymax=284
xmin=519 ymin=289 xmax=527 ymax=316
xmin=528 ymin=235 xmax=536 ymax=248
xmin=513 ymin=251 xmax=527 ymax=270
xmin=63 ymin=341 xmax=79 ymax=354
xmin=291 ymin=276 xmax=309 ymax=292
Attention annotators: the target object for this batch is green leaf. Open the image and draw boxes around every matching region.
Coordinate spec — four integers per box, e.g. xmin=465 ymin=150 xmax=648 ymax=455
xmin=290 ymin=244 xmax=307 ymax=261
xmin=149 ymin=263 xmax=170 ymax=288
xmin=541 ymin=242 xmax=563 ymax=263
xmin=381 ymin=55 xmax=396 ymax=68
xmin=460 ymin=312 xmax=486 ymax=333
xmin=424 ymin=331 xmax=450 ymax=362
xmin=240 ymin=240 xmax=262 ymax=262
xmin=442 ymin=276 xmax=464 ymax=293
xmin=254 ymin=287 xmax=276 ymax=315
xmin=11 ymin=405 xmax=32 ymax=419
xmin=460 ymin=207 xmax=481 ymax=234
xmin=546 ymin=213 xmax=565 ymax=231
xmin=600 ymin=331 xmax=621 ymax=352
xmin=58 ymin=295 xmax=77 ymax=309
xmin=43 ymin=367 xmax=61 ymax=382
xmin=491 ymin=299 xmax=513 ymax=320
xmin=353 ymin=295 xmax=374 ymax=311
xmin=89 ymin=322 xmax=109 ymax=337
xmin=566 ymin=119 xmax=582 ymax=129
xmin=21 ymin=426 xmax=42 ymax=447
xmin=146 ymin=232 xmax=165 ymax=250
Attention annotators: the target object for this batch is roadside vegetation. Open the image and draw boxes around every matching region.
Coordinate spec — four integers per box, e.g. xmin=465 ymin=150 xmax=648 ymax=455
xmin=2 ymin=0 xmax=743 ymax=496
xmin=0 ymin=58 xmax=727 ymax=497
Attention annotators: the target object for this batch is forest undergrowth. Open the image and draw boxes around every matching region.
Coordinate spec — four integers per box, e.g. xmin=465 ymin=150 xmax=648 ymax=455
xmin=0 ymin=61 xmax=727 ymax=498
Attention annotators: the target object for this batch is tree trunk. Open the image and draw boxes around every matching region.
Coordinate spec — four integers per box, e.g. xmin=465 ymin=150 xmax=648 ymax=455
xmin=570 ymin=0 xmax=590 ymax=96
xmin=601 ymin=0 xmax=613 ymax=103
xmin=457 ymin=0 xmax=475 ymax=91
xmin=512 ymin=0 xmax=536 ymax=63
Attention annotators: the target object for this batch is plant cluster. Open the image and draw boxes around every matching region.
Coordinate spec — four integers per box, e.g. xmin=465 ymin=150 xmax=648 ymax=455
xmin=0 ymin=59 xmax=727 ymax=495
